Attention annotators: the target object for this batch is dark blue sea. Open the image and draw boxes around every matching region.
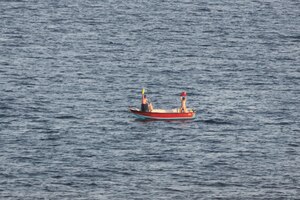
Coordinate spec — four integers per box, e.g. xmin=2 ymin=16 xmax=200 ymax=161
xmin=1 ymin=0 xmax=299 ymax=199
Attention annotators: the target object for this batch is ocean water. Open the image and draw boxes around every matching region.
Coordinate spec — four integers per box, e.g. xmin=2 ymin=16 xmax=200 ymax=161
xmin=0 ymin=0 xmax=299 ymax=199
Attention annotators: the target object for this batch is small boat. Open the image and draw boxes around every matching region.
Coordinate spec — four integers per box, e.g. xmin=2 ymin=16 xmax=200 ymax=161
xmin=129 ymin=107 xmax=196 ymax=120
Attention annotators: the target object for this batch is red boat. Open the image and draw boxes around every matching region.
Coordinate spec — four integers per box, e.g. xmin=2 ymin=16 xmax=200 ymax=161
xmin=129 ymin=107 xmax=196 ymax=120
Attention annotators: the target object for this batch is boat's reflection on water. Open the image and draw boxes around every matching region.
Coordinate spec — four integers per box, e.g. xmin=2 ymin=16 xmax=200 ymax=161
xmin=131 ymin=118 xmax=200 ymax=129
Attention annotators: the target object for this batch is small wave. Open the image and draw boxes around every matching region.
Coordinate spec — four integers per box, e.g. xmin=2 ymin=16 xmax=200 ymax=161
xmin=281 ymin=34 xmax=300 ymax=42
xmin=288 ymin=143 xmax=299 ymax=147
xmin=55 ymin=115 xmax=79 ymax=119
xmin=0 ymin=114 xmax=9 ymax=118
xmin=162 ymin=187 xmax=184 ymax=193
xmin=40 ymin=136 xmax=61 ymax=141
xmin=203 ymin=119 xmax=233 ymax=125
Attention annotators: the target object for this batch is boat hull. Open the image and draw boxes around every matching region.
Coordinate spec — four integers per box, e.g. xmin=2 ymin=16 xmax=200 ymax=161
xmin=129 ymin=108 xmax=196 ymax=120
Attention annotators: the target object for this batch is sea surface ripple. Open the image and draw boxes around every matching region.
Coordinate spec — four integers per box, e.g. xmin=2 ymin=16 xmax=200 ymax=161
xmin=0 ymin=0 xmax=299 ymax=199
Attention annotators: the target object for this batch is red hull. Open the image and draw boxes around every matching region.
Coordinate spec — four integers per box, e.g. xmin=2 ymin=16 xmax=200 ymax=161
xmin=129 ymin=108 xmax=196 ymax=120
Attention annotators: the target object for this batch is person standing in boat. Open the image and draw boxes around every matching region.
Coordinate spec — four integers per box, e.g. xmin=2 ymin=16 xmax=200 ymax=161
xmin=180 ymin=91 xmax=187 ymax=113
xmin=141 ymin=89 xmax=153 ymax=112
